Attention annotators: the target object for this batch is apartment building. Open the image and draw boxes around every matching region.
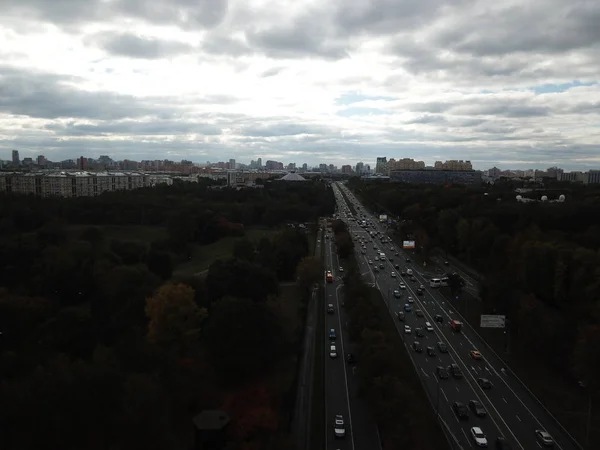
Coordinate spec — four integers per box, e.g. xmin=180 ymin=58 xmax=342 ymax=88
xmin=388 ymin=158 xmax=426 ymax=171
xmin=0 ymin=171 xmax=173 ymax=197
xmin=434 ymin=160 xmax=473 ymax=171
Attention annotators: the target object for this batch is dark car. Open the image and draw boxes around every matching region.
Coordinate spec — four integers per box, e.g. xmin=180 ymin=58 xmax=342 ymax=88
xmin=412 ymin=341 xmax=423 ymax=353
xmin=437 ymin=341 xmax=448 ymax=353
xmin=452 ymin=401 xmax=469 ymax=420
xmin=397 ymin=311 xmax=405 ymax=321
xmin=469 ymin=400 xmax=487 ymax=417
xmin=448 ymin=363 xmax=463 ymax=379
xmin=346 ymin=353 xmax=356 ymax=364
xmin=478 ymin=378 xmax=493 ymax=389
xmin=435 ymin=314 xmax=444 ymax=323
xmin=415 ymin=309 xmax=424 ymax=317
xmin=400 ymin=270 xmax=406 ymax=276
xmin=395 ymin=264 xmax=400 ymax=270
xmin=406 ymin=258 xmax=411 ymax=262
xmin=436 ymin=366 xmax=449 ymax=379
xmin=417 ymin=287 xmax=424 ymax=295
xmin=426 ymin=346 xmax=436 ymax=356
xmin=415 ymin=327 xmax=425 ymax=337
xmin=496 ymin=437 xmax=513 ymax=450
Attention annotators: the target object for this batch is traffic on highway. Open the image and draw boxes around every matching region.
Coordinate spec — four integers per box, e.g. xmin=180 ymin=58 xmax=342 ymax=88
xmin=329 ymin=181 xmax=580 ymax=450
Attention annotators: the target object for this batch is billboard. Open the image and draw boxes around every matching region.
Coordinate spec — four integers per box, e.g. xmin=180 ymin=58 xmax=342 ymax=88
xmin=480 ymin=315 xmax=506 ymax=328
xmin=403 ymin=240 xmax=416 ymax=249
xmin=379 ymin=214 xmax=388 ymax=222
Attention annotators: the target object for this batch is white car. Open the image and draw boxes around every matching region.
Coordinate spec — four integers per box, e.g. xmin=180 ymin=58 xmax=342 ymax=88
xmin=470 ymin=427 xmax=488 ymax=447
xmin=330 ymin=345 xmax=337 ymax=358
xmin=391 ymin=272 xmax=396 ymax=277
xmin=368 ymin=260 xmax=373 ymax=264
xmin=408 ymin=296 xmax=414 ymax=303
xmin=399 ymin=283 xmax=406 ymax=289
xmin=374 ymin=256 xmax=379 ymax=261
xmin=339 ymin=267 xmax=344 ymax=272
xmin=334 ymin=414 xmax=346 ymax=438
xmin=404 ymin=325 xmax=412 ymax=334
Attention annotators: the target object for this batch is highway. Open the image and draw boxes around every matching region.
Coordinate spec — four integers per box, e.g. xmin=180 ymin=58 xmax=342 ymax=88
xmin=323 ymin=195 xmax=382 ymax=450
xmin=333 ymin=182 xmax=581 ymax=450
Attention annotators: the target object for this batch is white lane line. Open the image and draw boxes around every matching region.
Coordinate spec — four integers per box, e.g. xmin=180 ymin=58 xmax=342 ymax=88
xmin=441 ymin=388 xmax=449 ymax=402
xmin=462 ymin=428 xmax=473 ymax=447
xmin=503 ymin=397 xmax=508 ymax=403
xmin=516 ymin=414 xmax=521 ymax=422
xmin=421 ymin=368 xmax=430 ymax=378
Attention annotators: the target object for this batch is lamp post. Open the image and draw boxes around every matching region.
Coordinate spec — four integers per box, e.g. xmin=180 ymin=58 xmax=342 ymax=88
xmin=436 ymin=378 xmax=441 ymax=417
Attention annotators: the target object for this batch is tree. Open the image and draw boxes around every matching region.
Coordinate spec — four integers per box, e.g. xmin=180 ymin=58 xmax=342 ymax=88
xmin=296 ymin=256 xmax=324 ymax=292
xmin=146 ymin=283 xmax=207 ymax=348
xmin=206 ymin=258 xmax=279 ymax=303
xmin=447 ymin=272 xmax=464 ymax=297
xmin=203 ymin=297 xmax=288 ymax=382
xmin=233 ymin=238 xmax=256 ymax=261
xmin=146 ymin=249 xmax=173 ymax=280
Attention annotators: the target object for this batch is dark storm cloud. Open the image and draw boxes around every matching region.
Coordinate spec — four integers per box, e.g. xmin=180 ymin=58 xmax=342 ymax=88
xmin=91 ymin=32 xmax=193 ymax=59
xmin=0 ymin=0 xmax=228 ymax=30
xmin=44 ymin=120 xmax=222 ymax=136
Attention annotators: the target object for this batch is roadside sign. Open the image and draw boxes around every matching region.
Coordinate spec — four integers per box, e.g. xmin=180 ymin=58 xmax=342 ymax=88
xmin=480 ymin=314 xmax=506 ymax=328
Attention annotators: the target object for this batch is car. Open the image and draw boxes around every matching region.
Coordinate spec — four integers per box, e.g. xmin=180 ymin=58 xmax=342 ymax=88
xmin=412 ymin=341 xmax=423 ymax=352
xmin=406 ymin=258 xmax=411 ymax=262
xmin=374 ymin=256 xmax=379 ymax=261
xmin=436 ymin=366 xmax=449 ymax=379
xmin=346 ymin=353 xmax=355 ymax=364
xmin=435 ymin=314 xmax=444 ymax=323
xmin=361 ymin=249 xmax=366 ymax=254
xmin=329 ymin=328 xmax=336 ymax=340
xmin=426 ymin=346 xmax=435 ymax=356
xmin=395 ymin=264 xmax=400 ymax=269
xmin=393 ymin=290 xmax=401 ymax=298
xmin=399 ymin=283 xmax=406 ymax=289
xmin=535 ymin=430 xmax=554 ymax=447
xmin=478 ymin=378 xmax=493 ymax=389
xmin=379 ymin=264 xmax=384 ymax=269
xmin=448 ymin=363 xmax=463 ymax=378
xmin=338 ymin=267 xmax=344 ymax=272
xmin=327 ymin=304 xmax=334 ymax=314
xmin=444 ymin=261 xmax=449 ymax=265
xmin=416 ymin=287 xmax=423 ymax=295
xmin=400 ymin=270 xmax=407 ymax=276
xmin=415 ymin=327 xmax=425 ymax=337
xmin=453 ymin=402 xmax=469 ymax=420
xmin=407 ymin=296 xmax=414 ymax=303
xmin=391 ymin=271 xmax=396 ymax=277
xmin=374 ymin=266 xmax=379 ymax=273
xmin=368 ymin=260 xmax=373 ymax=264
xmin=470 ymin=350 xmax=483 ymax=360
xmin=390 ymin=247 xmax=394 ymax=251
xmin=415 ymin=309 xmax=424 ymax=317
xmin=404 ymin=325 xmax=412 ymax=334
xmin=329 ymin=345 xmax=337 ymax=358
xmin=495 ymin=437 xmax=513 ymax=450
xmin=397 ymin=311 xmax=405 ymax=321
xmin=419 ymin=284 xmax=425 ymax=290
xmin=404 ymin=303 xmax=412 ymax=312
xmin=409 ymin=275 xmax=416 ymax=281
xmin=470 ymin=427 xmax=488 ymax=447
xmin=334 ymin=415 xmax=346 ymax=438
xmin=395 ymin=252 xmax=399 ymax=256
xmin=469 ymin=400 xmax=487 ymax=417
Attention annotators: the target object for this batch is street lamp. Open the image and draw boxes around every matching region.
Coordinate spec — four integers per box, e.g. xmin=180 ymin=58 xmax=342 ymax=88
xmin=436 ymin=378 xmax=441 ymax=417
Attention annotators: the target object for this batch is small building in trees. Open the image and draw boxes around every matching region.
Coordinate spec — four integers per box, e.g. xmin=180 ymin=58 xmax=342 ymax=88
xmin=192 ymin=410 xmax=230 ymax=450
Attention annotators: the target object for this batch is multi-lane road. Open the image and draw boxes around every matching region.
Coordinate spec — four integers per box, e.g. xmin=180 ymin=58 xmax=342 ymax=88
xmin=321 ymin=195 xmax=382 ymax=450
xmin=331 ymin=182 xmax=581 ymax=450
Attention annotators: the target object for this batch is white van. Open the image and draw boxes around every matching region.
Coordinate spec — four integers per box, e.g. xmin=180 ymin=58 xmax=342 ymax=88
xmin=425 ymin=322 xmax=434 ymax=332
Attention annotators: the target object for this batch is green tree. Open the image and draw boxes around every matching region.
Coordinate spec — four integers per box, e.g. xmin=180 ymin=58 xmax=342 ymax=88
xmin=146 ymin=249 xmax=173 ymax=280
xmin=233 ymin=238 xmax=256 ymax=261
xmin=296 ymin=256 xmax=324 ymax=292
xmin=146 ymin=283 xmax=207 ymax=348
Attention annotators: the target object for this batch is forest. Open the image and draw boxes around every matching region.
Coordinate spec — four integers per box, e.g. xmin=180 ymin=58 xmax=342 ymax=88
xmin=348 ymin=176 xmax=600 ymax=440
xmin=0 ymin=178 xmax=335 ymax=450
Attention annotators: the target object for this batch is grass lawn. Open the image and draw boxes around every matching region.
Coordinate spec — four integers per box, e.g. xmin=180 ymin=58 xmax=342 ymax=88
xmin=174 ymin=228 xmax=279 ymax=276
xmin=65 ymin=224 xmax=168 ymax=243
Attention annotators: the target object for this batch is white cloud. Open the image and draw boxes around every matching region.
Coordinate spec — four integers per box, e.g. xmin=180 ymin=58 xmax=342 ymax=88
xmin=0 ymin=0 xmax=599 ymax=169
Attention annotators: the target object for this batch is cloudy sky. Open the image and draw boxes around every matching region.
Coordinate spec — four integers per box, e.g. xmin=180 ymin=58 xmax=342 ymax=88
xmin=0 ymin=0 xmax=599 ymax=170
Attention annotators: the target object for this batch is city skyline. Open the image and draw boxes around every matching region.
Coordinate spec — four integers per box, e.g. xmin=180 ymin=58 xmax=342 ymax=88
xmin=0 ymin=0 xmax=599 ymax=170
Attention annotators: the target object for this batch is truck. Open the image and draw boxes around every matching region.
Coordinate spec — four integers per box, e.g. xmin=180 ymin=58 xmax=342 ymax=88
xmin=450 ymin=320 xmax=463 ymax=332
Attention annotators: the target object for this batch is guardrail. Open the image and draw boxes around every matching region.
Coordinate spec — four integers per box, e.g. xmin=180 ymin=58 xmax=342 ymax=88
xmin=450 ymin=302 xmax=583 ymax=450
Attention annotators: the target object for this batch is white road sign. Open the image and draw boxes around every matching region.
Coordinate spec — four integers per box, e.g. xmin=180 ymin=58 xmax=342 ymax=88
xmin=480 ymin=314 xmax=506 ymax=329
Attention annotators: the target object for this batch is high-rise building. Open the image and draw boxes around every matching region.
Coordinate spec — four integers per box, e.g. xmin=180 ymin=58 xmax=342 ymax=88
xmin=257 ymin=158 xmax=262 ymax=168
xmin=434 ymin=160 xmax=473 ymax=171
xmin=375 ymin=157 xmax=387 ymax=174
xmin=388 ymin=158 xmax=425 ymax=171
xmin=12 ymin=150 xmax=19 ymax=165
xmin=229 ymin=159 xmax=236 ymax=170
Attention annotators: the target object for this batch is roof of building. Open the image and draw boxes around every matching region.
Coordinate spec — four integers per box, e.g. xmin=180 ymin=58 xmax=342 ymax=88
xmin=192 ymin=410 xmax=230 ymax=430
xmin=280 ymin=172 xmax=307 ymax=181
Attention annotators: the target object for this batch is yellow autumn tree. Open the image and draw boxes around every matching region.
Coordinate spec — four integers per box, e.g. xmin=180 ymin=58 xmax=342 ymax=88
xmin=145 ymin=283 xmax=207 ymax=346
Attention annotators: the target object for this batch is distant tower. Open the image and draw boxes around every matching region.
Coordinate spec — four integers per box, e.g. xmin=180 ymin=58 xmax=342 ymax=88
xmin=12 ymin=150 xmax=20 ymax=165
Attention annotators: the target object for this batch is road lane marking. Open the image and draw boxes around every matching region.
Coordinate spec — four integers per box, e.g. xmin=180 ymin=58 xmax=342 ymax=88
xmin=462 ymin=428 xmax=473 ymax=447
xmin=516 ymin=415 xmax=521 ymax=422
xmin=441 ymin=388 xmax=449 ymax=402
xmin=421 ymin=368 xmax=429 ymax=378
